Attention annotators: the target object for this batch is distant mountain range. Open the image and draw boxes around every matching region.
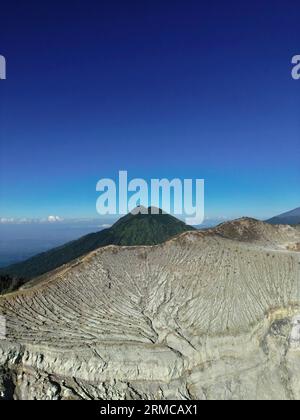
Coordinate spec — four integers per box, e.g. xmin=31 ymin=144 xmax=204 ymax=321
xmin=0 ymin=208 xmax=194 ymax=282
xmin=1 ymin=205 xmax=299 ymax=294
xmin=266 ymin=207 xmax=300 ymax=225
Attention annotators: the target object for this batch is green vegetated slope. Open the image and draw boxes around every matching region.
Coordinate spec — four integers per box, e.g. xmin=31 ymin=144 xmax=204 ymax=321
xmin=0 ymin=209 xmax=194 ymax=282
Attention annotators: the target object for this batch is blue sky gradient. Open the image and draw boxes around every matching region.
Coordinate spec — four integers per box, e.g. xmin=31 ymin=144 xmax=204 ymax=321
xmin=0 ymin=0 xmax=299 ymax=221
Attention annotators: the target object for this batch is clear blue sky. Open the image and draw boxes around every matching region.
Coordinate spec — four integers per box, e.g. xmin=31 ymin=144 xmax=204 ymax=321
xmin=0 ymin=0 xmax=299 ymax=221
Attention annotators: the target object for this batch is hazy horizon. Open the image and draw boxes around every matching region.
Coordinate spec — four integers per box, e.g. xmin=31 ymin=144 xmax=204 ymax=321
xmin=0 ymin=213 xmax=224 ymax=267
xmin=0 ymin=206 xmax=292 ymax=268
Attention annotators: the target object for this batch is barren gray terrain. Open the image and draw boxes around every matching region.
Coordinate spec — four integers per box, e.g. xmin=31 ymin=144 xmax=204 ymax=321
xmin=0 ymin=218 xmax=300 ymax=400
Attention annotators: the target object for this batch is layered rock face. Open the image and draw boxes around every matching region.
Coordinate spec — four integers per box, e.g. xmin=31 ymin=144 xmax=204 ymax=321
xmin=0 ymin=221 xmax=300 ymax=400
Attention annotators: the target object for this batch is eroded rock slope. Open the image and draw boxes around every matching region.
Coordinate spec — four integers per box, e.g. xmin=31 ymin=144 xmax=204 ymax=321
xmin=0 ymin=220 xmax=300 ymax=400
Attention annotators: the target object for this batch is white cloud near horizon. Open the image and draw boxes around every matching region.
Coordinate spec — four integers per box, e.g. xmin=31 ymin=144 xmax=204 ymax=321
xmin=47 ymin=215 xmax=64 ymax=223
xmin=0 ymin=216 xmax=64 ymax=224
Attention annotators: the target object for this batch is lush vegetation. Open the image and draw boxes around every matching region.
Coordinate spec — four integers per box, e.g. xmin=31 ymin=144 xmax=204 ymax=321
xmin=0 ymin=210 xmax=194 ymax=284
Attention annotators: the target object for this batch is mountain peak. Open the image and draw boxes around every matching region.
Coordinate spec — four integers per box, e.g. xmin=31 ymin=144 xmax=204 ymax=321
xmin=130 ymin=206 xmax=166 ymax=214
xmin=0 ymin=210 xmax=194 ymax=283
xmin=213 ymin=217 xmax=277 ymax=242
xmin=267 ymin=207 xmax=300 ymax=225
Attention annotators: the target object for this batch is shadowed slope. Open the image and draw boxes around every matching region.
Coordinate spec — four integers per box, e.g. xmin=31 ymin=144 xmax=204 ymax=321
xmin=267 ymin=207 xmax=300 ymax=225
